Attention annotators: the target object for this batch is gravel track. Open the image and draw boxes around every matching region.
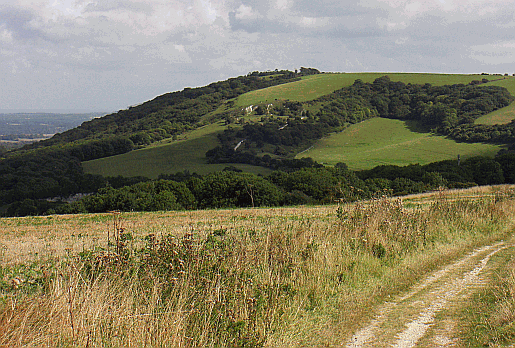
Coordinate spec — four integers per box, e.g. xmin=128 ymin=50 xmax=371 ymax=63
xmin=344 ymin=241 xmax=509 ymax=348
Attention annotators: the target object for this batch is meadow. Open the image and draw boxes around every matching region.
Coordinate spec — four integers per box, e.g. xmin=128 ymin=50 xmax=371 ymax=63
xmin=1 ymin=186 xmax=514 ymax=346
xmin=476 ymin=76 xmax=515 ymax=125
xmin=295 ymin=118 xmax=503 ymax=170
xmin=82 ymin=122 xmax=271 ymax=178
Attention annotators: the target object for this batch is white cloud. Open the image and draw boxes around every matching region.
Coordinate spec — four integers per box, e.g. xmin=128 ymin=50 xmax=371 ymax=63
xmin=0 ymin=28 xmax=13 ymax=43
xmin=234 ymin=4 xmax=260 ymax=20
xmin=395 ymin=37 xmax=408 ymax=45
xmin=275 ymin=0 xmax=293 ymax=11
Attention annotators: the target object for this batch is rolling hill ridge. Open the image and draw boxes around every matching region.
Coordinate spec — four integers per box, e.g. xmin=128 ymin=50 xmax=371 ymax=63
xmin=1 ymin=69 xmax=515 ymax=216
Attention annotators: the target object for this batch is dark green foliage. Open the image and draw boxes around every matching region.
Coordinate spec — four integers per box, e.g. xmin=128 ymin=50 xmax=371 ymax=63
xmin=67 ymin=180 xmax=195 ymax=213
xmin=299 ymin=67 xmax=321 ymax=75
xmin=197 ymin=171 xmax=283 ymax=208
xmin=496 ymin=153 xmax=515 ymax=183
xmin=0 ymin=149 xmax=98 ymax=204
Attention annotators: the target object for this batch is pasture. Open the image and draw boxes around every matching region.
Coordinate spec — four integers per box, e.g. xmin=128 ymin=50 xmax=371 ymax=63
xmin=476 ymin=76 xmax=515 ymax=125
xmin=82 ymin=122 xmax=271 ymax=178
xmin=296 ymin=118 xmax=503 ymax=170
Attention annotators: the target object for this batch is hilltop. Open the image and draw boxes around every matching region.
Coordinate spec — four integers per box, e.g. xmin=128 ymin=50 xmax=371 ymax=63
xmin=1 ymin=69 xmax=515 ymax=216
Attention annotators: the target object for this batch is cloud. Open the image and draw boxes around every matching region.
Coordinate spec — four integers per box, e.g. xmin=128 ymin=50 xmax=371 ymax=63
xmin=0 ymin=5 xmax=46 ymax=40
xmin=1 ymin=0 xmax=514 ymax=111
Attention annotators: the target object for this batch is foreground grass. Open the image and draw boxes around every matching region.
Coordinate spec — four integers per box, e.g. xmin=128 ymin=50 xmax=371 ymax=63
xmin=296 ymin=118 xmax=503 ymax=170
xmin=461 ymin=241 xmax=515 ymax=346
xmin=1 ymin=186 xmax=514 ymax=347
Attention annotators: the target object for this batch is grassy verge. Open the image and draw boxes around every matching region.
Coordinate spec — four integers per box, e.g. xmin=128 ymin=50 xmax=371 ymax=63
xmin=0 ymin=186 xmax=514 ymax=347
xmin=460 ymin=238 xmax=515 ymax=346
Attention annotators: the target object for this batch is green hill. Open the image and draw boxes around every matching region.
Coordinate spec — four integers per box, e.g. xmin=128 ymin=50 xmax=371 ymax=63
xmin=83 ymin=72 xmax=513 ymax=178
xmin=2 ymin=69 xmax=515 ymax=216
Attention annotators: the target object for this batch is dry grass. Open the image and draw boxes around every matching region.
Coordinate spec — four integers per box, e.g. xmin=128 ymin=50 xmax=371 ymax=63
xmin=461 ymin=242 xmax=515 ymax=347
xmin=1 ymin=186 xmax=515 ymax=347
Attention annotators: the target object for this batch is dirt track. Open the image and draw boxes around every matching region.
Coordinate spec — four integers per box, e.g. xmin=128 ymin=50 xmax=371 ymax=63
xmin=343 ymin=241 xmax=511 ymax=348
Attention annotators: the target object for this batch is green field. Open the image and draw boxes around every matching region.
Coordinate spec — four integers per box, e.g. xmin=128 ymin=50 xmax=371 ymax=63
xmin=82 ymin=122 xmax=271 ymax=178
xmin=296 ymin=118 xmax=504 ymax=170
xmin=235 ymin=72 xmax=500 ymax=106
xmin=476 ymin=77 xmax=515 ymax=125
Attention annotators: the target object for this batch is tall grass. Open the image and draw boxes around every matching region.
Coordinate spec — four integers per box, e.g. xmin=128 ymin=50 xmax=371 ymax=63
xmin=1 ymin=187 xmax=514 ymax=347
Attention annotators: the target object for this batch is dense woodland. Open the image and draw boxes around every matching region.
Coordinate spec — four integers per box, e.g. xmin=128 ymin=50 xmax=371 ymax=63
xmin=1 ymin=71 xmax=515 ymax=217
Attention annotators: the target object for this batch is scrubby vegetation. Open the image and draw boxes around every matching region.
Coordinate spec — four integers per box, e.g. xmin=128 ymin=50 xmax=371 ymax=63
xmin=1 ymin=187 xmax=514 ymax=346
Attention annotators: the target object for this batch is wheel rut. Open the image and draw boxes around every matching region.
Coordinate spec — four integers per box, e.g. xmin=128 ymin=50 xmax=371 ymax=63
xmin=344 ymin=241 xmax=509 ymax=348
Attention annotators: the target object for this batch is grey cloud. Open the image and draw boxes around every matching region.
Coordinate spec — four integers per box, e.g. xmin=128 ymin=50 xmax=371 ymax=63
xmin=0 ymin=6 xmax=44 ymax=40
xmin=229 ymin=10 xmax=387 ymax=38
xmin=290 ymin=0 xmax=386 ymax=18
xmin=228 ymin=10 xmax=292 ymax=33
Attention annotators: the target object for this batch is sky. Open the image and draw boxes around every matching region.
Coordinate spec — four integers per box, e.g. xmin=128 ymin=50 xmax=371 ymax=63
xmin=1 ymin=0 xmax=514 ymax=113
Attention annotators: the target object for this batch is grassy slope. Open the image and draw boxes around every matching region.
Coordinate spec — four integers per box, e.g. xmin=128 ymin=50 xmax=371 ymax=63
xmin=83 ymin=73 xmax=506 ymax=178
xmin=235 ymin=73 xmax=501 ymax=107
xmin=476 ymin=77 xmax=515 ymax=125
xmin=82 ymin=122 xmax=271 ymax=178
xmin=295 ymin=118 xmax=503 ymax=170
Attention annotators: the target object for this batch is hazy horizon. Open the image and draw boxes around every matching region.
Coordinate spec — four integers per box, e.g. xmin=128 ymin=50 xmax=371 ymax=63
xmin=0 ymin=109 xmax=111 ymax=114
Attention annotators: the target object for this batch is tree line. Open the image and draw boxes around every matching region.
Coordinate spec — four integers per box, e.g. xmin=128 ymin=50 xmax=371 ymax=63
xmin=4 ymin=152 xmax=514 ymax=217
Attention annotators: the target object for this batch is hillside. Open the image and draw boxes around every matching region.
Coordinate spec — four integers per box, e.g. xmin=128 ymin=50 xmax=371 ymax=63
xmin=2 ymin=69 xmax=515 ymax=216
xmin=84 ymin=72 xmax=514 ymax=178
xmin=475 ymin=77 xmax=515 ymax=125
xmin=295 ymin=118 xmax=503 ymax=170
